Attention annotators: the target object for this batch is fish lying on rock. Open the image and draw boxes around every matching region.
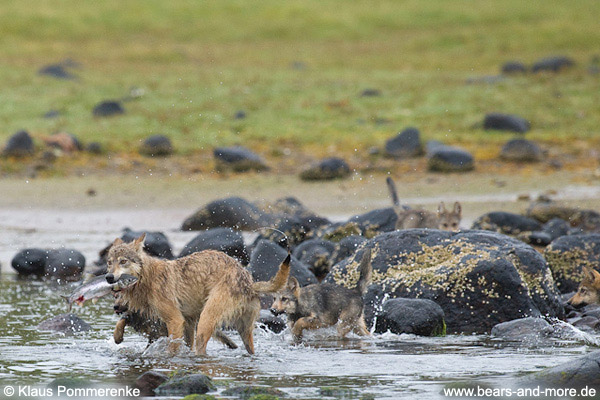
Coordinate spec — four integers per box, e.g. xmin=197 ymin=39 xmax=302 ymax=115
xmin=63 ymin=274 xmax=137 ymax=311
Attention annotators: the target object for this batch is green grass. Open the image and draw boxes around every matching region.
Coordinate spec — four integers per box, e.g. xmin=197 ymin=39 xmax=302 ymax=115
xmin=0 ymin=0 xmax=599 ymax=159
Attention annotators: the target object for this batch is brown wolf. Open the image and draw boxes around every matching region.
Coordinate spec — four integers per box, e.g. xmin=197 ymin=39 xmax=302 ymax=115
xmin=270 ymin=248 xmax=372 ymax=340
xmin=386 ymin=177 xmax=462 ymax=231
xmin=106 ymin=234 xmax=290 ymax=355
xmin=567 ymin=267 xmax=600 ymax=308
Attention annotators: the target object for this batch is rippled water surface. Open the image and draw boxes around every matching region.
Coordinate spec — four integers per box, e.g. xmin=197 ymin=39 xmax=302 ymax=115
xmin=0 ymin=208 xmax=597 ymax=399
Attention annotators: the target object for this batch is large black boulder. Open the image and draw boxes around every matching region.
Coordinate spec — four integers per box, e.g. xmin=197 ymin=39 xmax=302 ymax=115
xmin=384 ymin=127 xmax=423 ymax=158
xmin=483 ymin=113 xmax=530 ymax=133
xmin=374 ymin=298 xmax=446 ymax=336
xmin=92 ymin=100 xmax=125 ymax=117
xmin=179 ymin=227 xmax=248 ymax=265
xmin=11 ymin=248 xmax=48 ymax=275
xmin=345 ymin=207 xmax=398 ymax=237
xmin=44 ymin=249 xmax=86 ymax=281
xmin=531 ymin=56 xmax=575 ymax=73
xmin=472 ymin=212 xmax=542 ymax=235
xmin=292 ymin=239 xmax=336 ymax=281
xmin=38 ymin=313 xmax=91 ymax=333
xmin=249 ymin=240 xmax=317 ymax=286
xmin=181 ymin=197 xmax=272 ymax=231
xmin=331 ymin=235 xmax=368 ymax=265
xmin=427 ymin=145 xmax=474 ymax=172
xmin=300 ymin=157 xmax=351 ymax=181
xmin=327 ymin=230 xmax=564 ymax=334
xmin=121 ymin=229 xmax=174 ymax=259
xmin=213 ymin=146 xmax=268 ymax=172
xmin=3 ymin=130 xmax=35 ymax=157
xmin=544 ymin=234 xmax=600 ymax=293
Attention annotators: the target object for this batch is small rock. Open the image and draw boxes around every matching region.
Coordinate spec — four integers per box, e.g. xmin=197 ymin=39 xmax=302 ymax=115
xmin=213 ymin=146 xmax=268 ymax=172
xmin=571 ymin=316 xmax=600 ymax=332
xmin=374 ymin=298 xmax=446 ymax=336
xmin=43 ymin=110 xmax=61 ymax=119
xmin=542 ymin=218 xmax=571 ymax=241
xmin=531 ymin=56 xmax=575 ymax=73
xmin=427 ymin=146 xmax=474 ymax=173
xmin=500 ymin=138 xmax=543 ymax=162
xmin=42 ymin=132 xmax=82 ymax=152
xmin=300 ymin=157 xmax=351 ymax=181
xmin=154 ymin=374 xmax=215 ymax=396
xmin=44 ymin=249 xmax=86 ymax=281
xmin=135 ymin=371 xmax=168 ymax=397
xmin=501 ymin=61 xmax=528 ymax=74
xmin=258 ymin=309 xmax=286 ymax=333
xmin=293 ymin=239 xmax=336 ymax=281
xmin=121 ymin=229 xmax=174 ymax=259
xmin=179 ymin=227 xmax=248 ymax=264
xmin=181 ymin=197 xmax=272 ymax=231
xmin=38 ymin=313 xmax=91 ymax=333
xmin=491 ymin=317 xmax=553 ymax=339
xmin=384 ymin=127 xmax=423 ymax=158
xmin=86 ymin=142 xmax=103 ymax=154
xmin=93 ymin=101 xmax=125 ymax=117
xmin=472 ymin=211 xmax=542 ymax=235
xmin=11 ymin=248 xmax=47 ymax=275
xmin=233 ymin=110 xmax=247 ymax=119
xmin=249 ymin=240 xmax=317 ymax=286
xmin=360 ymin=88 xmax=381 ymax=97
xmin=139 ymin=135 xmax=173 ymax=157
xmin=221 ymin=385 xmax=284 ymax=399
xmin=544 ymin=234 xmax=600 ymax=293
xmin=38 ymin=64 xmax=76 ymax=80
xmin=3 ymin=130 xmax=35 ymax=157
xmin=526 ymin=350 xmax=600 ymax=388
xmin=483 ymin=113 xmax=530 ymax=133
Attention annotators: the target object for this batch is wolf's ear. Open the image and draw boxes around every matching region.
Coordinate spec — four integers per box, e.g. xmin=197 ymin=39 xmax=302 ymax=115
xmin=438 ymin=202 xmax=447 ymax=215
xmin=591 ymin=268 xmax=600 ymax=284
xmin=582 ymin=267 xmax=596 ymax=282
xmin=133 ymin=233 xmax=146 ymax=252
xmin=453 ymin=202 xmax=462 ymax=216
xmin=112 ymin=237 xmax=124 ymax=246
xmin=287 ymin=277 xmax=300 ymax=297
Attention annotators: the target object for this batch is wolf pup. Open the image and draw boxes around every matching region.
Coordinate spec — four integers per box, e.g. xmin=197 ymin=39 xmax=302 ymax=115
xmin=270 ymin=248 xmax=372 ymax=340
xmin=106 ymin=234 xmax=290 ymax=355
xmin=386 ymin=177 xmax=462 ymax=231
xmin=567 ymin=267 xmax=600 ymax=308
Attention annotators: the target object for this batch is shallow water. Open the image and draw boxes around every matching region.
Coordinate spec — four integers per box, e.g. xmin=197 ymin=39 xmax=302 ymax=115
xmin=0 ymin=208 xmax=598 ymax=399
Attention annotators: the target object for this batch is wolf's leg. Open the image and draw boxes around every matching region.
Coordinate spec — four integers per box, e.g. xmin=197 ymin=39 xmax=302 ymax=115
xmin=214 ymin=329 xmax=238 ymax=349
xmin=113 ymin=316 xmax=128 ymax=344
xmin=353 ymin=317 xmax=371 ymax=336
xmin=195 ymin=290 xmax=234 ymax=356
xmin=292 ymin=315 xmax=325 ymax=339
xmin=235 ymin=305 xmax=259 ymax=355
xmin=157 ymin=302 xmax=186 ymax=353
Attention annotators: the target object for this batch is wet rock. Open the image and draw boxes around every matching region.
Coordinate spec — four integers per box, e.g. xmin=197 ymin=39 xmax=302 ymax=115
xmin=135 ymin=371 xmax=168 ymax=397
xmin=38 ymin=63 xmax=76 ymax=80
xmin=257 ymin=309 xmax=286 ymax=334
xmin=300 ymin=157 xmax=351 ymax=181
xmin=11 ymin=248 xmax=47 ymax=275
xmin=179 ymin=227 xmax=248 ymax=265
xmin=374 ymin=298 xmax=446 ymax=336
xmin=3 ymin=130 xmax=35 ymax=157
xmin=249 ymin=240 xmax=317 ymax=286
xmin=320 ymin=387 xmax=360 ymax=398
xmin=258 ymin=197 xmax=331 ymax=233
xmin=344 ymin=208 xmax=398 ymax=238
xmin=250 ymin=216 xmax=313 ymax=250
xmin=541 ymin=218 xmax=571 ymax=241
xmin=293 ymin=239 xmax=336 ymax=281
xmin=44 ymin=249 xmax=86 ymax=281
xmin=472 ymin=212 xmax=542 ymax=236
xmin=42 ymin=132 xmax=82 ymax=152
xmin=121 ymin=229 xmax=174 ymax=259
xmin=531 ymin=56 xmax=575 ymax=73
xmin=384 ymin=127 xmax=423 ymax=158
xmin=327 ymin=230 xmax=564 ymax=334
xmin=92 ymin=100 xmax=125 ymax=117
xmin=139 ymin=135 xmax=173 ymax=157
xmin=519 ymin=231 xmax=553 ymax=247
xmin=500 ymin=139 xmax=543 ymax=162
xmin=527 ymin=202 xmax=600 ymax=232
xmin=427 ymin=145 xmax=474 ymax=173
xmin=222 ymin=385 xmax=284 ymax=399
xmin=213 ymin=146 xmax=268 ymax=172
xmin=86 ymin=142 xmax=103 ymax=154
xmin=360 ymin=88 xmax=381 ymax=97
xmin=47 ymin=378 xmax=91 ymax=390
xmin=491 ymin=317 xmax=553 ymax=339
xmin=571 ymin=316 xmax=600 ymax=332
xmin=544 ymin=234 xmax=600 ymax=293
xmin=526 ymin=350 xmax=600 ymax=389
xmin=233 ymin=110 xmax=246 ymax=119
xmin=331 ymin=235 xmax=368 ymax=265
xmin=181 ymin=197 xmax=271 ymax=231
xmin=154 ymin=374 xmax=215 ymax=396
xmin=501 ymin=61 xmax=528 ymax=74
xmin=483 ymin=113 xmax=530 ymax=133
xmin=38 ymin=313 xmax=91 ymax=333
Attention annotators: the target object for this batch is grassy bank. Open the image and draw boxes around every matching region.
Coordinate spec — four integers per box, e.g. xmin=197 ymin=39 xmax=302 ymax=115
xmin=0 ymin=0 xmax=599 ymax=167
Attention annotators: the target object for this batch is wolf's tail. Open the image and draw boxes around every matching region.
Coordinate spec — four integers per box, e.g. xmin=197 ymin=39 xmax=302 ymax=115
xmin=356 ymin=248 xmax=373 ymax=295
xmin=386 ymin=177 xmax=400 ymax=208
xmin=252 ymin=253 xmax=291 ymax=294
